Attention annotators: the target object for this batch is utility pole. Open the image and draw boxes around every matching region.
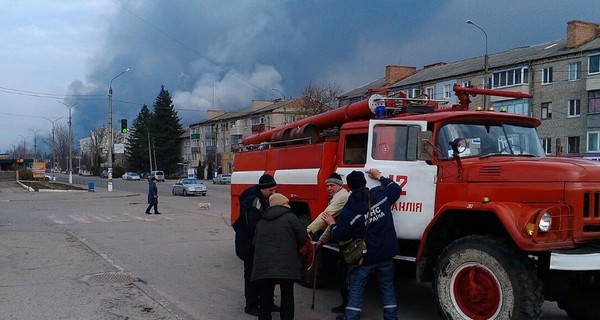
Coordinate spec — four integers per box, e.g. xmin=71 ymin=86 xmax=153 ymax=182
xmin=107 ymin=68 xmax=130 ymax=191
xmin=43 ymin=117 xmax=64 ymax=173
xmin=58 ymin=100 xmax=84 ymax=184
xmin=467 ymin=20 xmax=489 ymax=109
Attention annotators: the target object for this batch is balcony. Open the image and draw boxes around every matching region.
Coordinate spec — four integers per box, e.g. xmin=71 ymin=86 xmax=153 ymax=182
xmin=251 ymin=123 xmax=265 ymax=133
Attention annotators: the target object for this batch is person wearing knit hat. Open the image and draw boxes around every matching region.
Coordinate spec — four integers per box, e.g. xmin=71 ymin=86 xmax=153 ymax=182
xmin=269 ymin=193 xmax=289 ymax=207
xmin=258 ymin=174 xmax=276 ymax=189
xmin=346 ymin=170 xmax=367 ymax=190
xmin=233 ymin=173 xmax=279 ymax=316
xmin=321 ymin=168 xmax=401 ymax=320
xmin=306 ymin=171 xmax=351 ymax=313
xmin=325 ymin=172 xmax=343 ymax=186
xmin=252 ymin=192 xmax=308 ymax=320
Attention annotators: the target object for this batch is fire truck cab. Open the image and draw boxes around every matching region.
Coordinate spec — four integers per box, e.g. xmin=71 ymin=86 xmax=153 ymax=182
xmin=231 ymin=84 xmax=600 ymax=319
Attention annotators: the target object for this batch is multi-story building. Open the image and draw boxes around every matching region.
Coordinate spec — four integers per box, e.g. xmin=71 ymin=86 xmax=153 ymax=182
xmin=339 ymin=20 xmax=600 ymax=159
xmin=187 ymin=98 xmax=306 ymax=179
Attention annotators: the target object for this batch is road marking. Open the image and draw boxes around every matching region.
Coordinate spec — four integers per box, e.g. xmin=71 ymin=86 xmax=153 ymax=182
xmin=48 ymin=212 xmax=155 ymax=224
xmin=48 ymin=215 xmax=65 ymax=224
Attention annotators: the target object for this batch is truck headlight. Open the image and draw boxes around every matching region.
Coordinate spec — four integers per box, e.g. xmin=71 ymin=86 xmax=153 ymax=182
xmin=538 ymin=212 xmax=552 ymax=232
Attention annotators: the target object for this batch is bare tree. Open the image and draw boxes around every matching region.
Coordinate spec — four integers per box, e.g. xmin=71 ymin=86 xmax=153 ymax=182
xmin=300 ymin=81 xmax=343 ymax=116
xmin=88 ymin=127 xmax=109 ymax=168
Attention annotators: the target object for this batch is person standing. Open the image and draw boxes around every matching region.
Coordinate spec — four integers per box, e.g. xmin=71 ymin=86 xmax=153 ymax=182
xmin=252 ymin=193 xmax=308 ymax=320
xmin=322 ymin=169 xmax=401 ymax=320
xmin=233 ymin=173 xmax=278 ymax=316
xmin=306 ymin=172 xmax=350 ymax=312
xmin=145 ymin=176 xmax=160 ymax=214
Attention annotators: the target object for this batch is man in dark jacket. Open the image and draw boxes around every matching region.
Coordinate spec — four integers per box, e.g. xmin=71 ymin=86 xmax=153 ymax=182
xmin=252 ymin=193 xmax=308 ymax=320
xmin=233 ymin=174 xmax=277 ymax=316
xmin=322 ymin=169 xmax=401 ymax=320
xmin=145 ymin=177 xmax=160 ymax=214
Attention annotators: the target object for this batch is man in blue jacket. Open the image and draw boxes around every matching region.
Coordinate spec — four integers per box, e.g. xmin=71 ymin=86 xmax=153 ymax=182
xmin=322 ymin=168 xmax=401 ymax=320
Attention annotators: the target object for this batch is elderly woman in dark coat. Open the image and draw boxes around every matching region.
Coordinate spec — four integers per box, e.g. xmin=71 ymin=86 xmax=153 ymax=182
xmin=251 ymin=193 xmax=308 ymax=320
xmin=145 ymin=177 xmax=160 ymax=214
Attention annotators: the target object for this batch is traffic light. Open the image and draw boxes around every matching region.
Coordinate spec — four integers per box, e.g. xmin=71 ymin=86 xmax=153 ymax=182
xmin=120 ymin=119 xmax=128 ymax=134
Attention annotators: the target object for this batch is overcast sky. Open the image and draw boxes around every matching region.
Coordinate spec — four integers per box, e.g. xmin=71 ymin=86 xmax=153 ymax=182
xmin=0 ymin=0 xmax=598 ymax=153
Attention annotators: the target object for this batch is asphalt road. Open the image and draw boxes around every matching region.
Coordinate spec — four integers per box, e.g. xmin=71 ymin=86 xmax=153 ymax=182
xmin=1 ymin=175 xmax=571 ymax=319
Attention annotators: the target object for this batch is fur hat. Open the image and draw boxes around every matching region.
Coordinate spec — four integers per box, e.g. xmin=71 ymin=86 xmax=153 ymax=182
xmin=258 ymin=174 xmax=276 ymax=189
xmin=269 ymin=193 xmax=289 ymax=207
xmin=346 ymin=170 xmax=366 ymax=190
xmin=325 ymin=172 xmax=343 ymax=186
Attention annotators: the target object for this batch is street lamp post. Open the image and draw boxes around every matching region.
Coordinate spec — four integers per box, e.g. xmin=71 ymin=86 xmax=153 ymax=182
xmin=466 ymin=19 xmax=489 ymax=108
xmin=108 ymin=68 xmax=130 ymax=192
xmin=271 ymin=88 xmax=285 ymax=99
xmin=42 ymin=116 xmax=64 ymax=174
xmin=29 ymin=129 xmax=41 ymax=161
xmin=58 ymin=100 xmax=84 ymax=184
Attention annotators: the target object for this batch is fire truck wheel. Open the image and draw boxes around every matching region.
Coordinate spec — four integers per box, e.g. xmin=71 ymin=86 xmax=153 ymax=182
xmin=433 ymin=234 xmax=543 ymax=320
xmin=557 ymin=272 xmax=600 ymax=320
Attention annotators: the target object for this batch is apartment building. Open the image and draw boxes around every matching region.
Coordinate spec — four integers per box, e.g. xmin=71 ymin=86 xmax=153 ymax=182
xmin=187 ymin=98 xmax=306 ymax=179
xmin=339 ymin=20 xmax=600 ymax=159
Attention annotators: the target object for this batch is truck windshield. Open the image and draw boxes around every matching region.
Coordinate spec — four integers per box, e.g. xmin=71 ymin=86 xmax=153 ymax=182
xmin=436 ymin=122 xmax=545 ymax=159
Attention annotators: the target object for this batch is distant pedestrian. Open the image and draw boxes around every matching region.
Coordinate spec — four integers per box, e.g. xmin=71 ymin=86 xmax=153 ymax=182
xmin=233 ymin=173 xmax=279 ymax=316
xmin=145 ymin=177 xmax=160 ymax=214
xmin=252 ymin=193 xmax=308 ymax=320
xmin=322 ymin=169 xmax=401 ymax=320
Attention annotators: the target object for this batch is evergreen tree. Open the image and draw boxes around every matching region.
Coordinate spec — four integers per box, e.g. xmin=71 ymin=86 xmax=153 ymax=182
xmin=149 ymin=86 xmax=184 ymax=175
xmin=125 ymin=104 xmax=153 ymax=173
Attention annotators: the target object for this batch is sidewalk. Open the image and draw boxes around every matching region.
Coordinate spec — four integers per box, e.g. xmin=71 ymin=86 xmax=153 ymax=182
xmin=0 ymin=180 xmax=140 ymax=202
xmin=0 ymin=181 xmax=176 ymax=319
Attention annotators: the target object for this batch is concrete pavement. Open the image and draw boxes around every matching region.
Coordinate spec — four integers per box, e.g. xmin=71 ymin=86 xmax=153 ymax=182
xmin=0 ymin=181 xmax=178 ymax=319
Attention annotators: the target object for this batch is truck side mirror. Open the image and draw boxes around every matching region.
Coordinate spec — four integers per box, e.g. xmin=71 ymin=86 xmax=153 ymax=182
xmin=417 ymin=131 xmax=433 ymax=161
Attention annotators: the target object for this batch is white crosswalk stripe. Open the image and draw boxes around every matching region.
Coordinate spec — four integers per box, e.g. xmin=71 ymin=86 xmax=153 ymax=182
xmin=47 ymin=212 xmax=155 ymax=225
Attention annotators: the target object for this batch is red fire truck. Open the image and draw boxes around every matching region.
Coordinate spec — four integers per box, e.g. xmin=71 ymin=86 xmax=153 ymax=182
xmin=231 ymin=84 xmax=600 ymax=319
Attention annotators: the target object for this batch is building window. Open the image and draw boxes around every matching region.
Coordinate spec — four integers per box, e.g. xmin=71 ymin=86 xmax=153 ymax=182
xmin=492 ymin=67 xmax=528 ymax=88
xmin=589 ymin=90 xmax=600 ymax=113
xmin=410 ymin=88 xmax=422 ymax=98
xmin=461 ymin=81 xmax=471 ymax=87
xmin=568 ymin=62 xmax=581 ymax=80
xmin=541 ymin=138 xmax=552 ymax=154
xmin=443 ymin=84 xmax=451 ymax=99
xmin=589 ymin=54 xmax=600 ymax=74
xmin=541 ymin=102 xmax=552 ymax=119
xmin=251 ymin=117 xmax=264 ymax=125
xmin=568 ymin=136 xmax=580 ymax=154
xmin=588 ymin=132 xmax=600 ymax=152
xmin=568 ymin=99 xmax=581 ymax=117
xmin=542 ymin=67 xmax=553 ymax=84
xmin=425 ymin=87 xmax=434 ymax=99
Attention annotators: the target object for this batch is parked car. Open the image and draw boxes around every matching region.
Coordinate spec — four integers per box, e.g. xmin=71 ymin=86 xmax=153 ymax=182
xmin=79 ymin=170 xmax=92 ymax=176
xmin=44 ymin=174 xmax=52 ymax=181
xmin=149 ymin=170 xmax=165 ymax=182
xmin=122 ymin=172 xmax=141 ymax=181
xmin=171 ymin=178 xmax=207 ymax=196
xmin=100 ymin=170 xmax=109 ymax=179
xmin=212 ymin=174 xmax=231 ymax=184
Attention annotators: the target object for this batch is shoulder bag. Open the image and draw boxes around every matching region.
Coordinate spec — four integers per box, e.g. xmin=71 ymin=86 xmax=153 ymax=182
xmin=341 ymin=196 xmax=371 ymax=265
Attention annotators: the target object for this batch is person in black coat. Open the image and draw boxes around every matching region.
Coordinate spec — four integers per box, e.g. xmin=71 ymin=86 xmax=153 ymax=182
xmin=233 ymin=174 xmax=278 ymax=316
xmin=145 ymin=177 xmax=160 ymax=214
xmin=252 ymin=193 xmax=308 ymax=320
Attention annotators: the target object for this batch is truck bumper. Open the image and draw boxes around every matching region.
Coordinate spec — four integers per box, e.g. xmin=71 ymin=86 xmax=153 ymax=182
xmin=550 ymin=245 xmax=600 ymax=271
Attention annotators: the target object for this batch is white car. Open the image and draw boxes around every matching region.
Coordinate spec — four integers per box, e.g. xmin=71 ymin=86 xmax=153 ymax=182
xmin=122 ymin=172 xmax=141 ymax=181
